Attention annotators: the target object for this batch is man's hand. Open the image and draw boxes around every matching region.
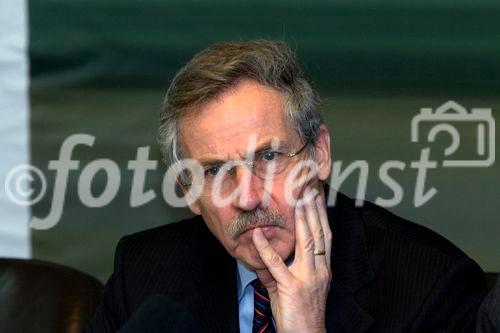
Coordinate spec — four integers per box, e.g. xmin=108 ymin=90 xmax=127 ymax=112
xmin=252 ymin=187 xmax=332 ymax=333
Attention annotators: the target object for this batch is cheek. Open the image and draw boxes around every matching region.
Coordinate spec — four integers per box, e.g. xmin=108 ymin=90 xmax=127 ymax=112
xmin=268 ymin=184 xmax=300 ymax=223
xmin=270 ymin=227 xmax=296 ymax=261
xmin=199 ymin=207 xmax=234 ymax=245
xmin=270 ymin=177 xmax=308 ymax=210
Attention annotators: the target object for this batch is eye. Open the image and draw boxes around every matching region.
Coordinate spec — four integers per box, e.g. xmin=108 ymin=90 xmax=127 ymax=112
xmin=205 ymin=165 xmax=221 ymax=176
xmin=261 ymin=150 xmax=279 ymax=162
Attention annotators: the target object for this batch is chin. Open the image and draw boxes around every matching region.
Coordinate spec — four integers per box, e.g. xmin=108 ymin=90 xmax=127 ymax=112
xmin=242 ymin=246 xmax=267 ymax=270
xmin=242 ymin=242 xmax=293 ymax=271
xmin=247 ymin=258 xmax=268 ymax=271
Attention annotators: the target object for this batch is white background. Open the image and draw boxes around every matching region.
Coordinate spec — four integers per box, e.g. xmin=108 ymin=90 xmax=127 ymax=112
xmin=0 ymin=0 xmax=30 ymax=257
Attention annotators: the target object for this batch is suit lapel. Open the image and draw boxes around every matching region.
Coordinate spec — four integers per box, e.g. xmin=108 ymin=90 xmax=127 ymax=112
xmin=325 ymin=189 xmax=375 ymax=332
xmin=326 ymin=284 xmax=374 ymax=333
xmin=187 ymin=221 xmax=240 ymax=333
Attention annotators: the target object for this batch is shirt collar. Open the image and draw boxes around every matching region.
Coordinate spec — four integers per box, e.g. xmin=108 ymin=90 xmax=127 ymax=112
xmin=237 ymin=260 xmax=257 ymax=302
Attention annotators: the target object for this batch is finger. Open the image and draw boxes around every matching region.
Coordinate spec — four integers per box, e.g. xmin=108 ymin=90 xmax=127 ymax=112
xmin=252 ymin=228 xmax=292 ymax=283
xmin=316 ymin=194 xmax=332 ymax=268
xmin=303 ymin=188 xmax=327 ymax=268
xmin=294 ymin=200 xmax=315 ymax=270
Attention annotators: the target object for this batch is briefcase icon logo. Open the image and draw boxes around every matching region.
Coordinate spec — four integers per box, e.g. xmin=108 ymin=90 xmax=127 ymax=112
xmin=411 ymin=100 xmax=495 ymax=167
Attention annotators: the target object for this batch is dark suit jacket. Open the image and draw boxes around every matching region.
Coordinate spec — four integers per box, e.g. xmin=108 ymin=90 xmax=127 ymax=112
xmin=476 ymin=274 xmax=500 ymax=332
xmin=86 ymin=192 xmax=487 ymax=332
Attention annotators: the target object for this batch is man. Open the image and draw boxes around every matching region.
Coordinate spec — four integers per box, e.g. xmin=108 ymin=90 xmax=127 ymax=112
xmin=86 ymin=40 xmax=487 ymax=332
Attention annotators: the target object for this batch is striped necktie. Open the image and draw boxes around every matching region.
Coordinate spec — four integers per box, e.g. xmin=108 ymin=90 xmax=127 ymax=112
xmin=251 ymin=279 xmax=276 ymax=333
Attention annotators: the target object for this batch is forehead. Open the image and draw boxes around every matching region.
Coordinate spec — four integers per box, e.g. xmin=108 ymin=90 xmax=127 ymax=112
xmin=179 ymin=80 xmax=300 ymax=160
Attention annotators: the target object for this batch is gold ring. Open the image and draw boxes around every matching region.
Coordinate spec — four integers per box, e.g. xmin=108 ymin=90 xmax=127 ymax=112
xmin=313 ymin=250 xmax=326 ymax=256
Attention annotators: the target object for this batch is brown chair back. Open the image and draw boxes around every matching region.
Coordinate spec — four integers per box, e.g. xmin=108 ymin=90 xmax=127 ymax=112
xmin=0 ymin=258 xmax=103 ymax=333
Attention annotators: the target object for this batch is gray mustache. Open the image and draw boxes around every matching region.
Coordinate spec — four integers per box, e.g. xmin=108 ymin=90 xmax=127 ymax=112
xmin=228 ymin=209 xmax=285 ymax=239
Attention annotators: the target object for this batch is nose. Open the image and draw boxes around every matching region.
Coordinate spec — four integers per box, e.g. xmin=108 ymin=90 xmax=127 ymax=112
xmin=232 ymin=165 xmax=263 ymax=211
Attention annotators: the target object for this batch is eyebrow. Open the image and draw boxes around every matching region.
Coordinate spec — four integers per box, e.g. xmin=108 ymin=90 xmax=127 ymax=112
xmin=196 ymin=139 xmax=291 ymax=166
xmin=197 ymin=158 xmax=228 ymax=167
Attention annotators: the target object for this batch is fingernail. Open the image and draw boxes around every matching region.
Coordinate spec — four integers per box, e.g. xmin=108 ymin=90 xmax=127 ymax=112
xmin=296 ymin=199 xmax=303 ymax=208
xmin=252 ymin=228 xmax=270 ymax=249
xmin=252 ymin=227 xmax=265 ymax=243
xmin=305 ymin=187 xmax=314 ymax=203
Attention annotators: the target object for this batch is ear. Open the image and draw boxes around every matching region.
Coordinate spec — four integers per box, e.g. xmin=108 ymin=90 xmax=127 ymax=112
xmin=313 ymin=124 xmax=332 ymax=181
xmin=178 ymin=182 xmax=202 ymax=215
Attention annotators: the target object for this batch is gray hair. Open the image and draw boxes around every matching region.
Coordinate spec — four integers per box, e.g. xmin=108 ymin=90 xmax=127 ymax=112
xmin=158 ymin=40 xmax=323 ymax=165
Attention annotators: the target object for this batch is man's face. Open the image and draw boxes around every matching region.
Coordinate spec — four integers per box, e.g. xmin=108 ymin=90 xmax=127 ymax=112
xmin=179 ymin=79 xmax=331 ymax=270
